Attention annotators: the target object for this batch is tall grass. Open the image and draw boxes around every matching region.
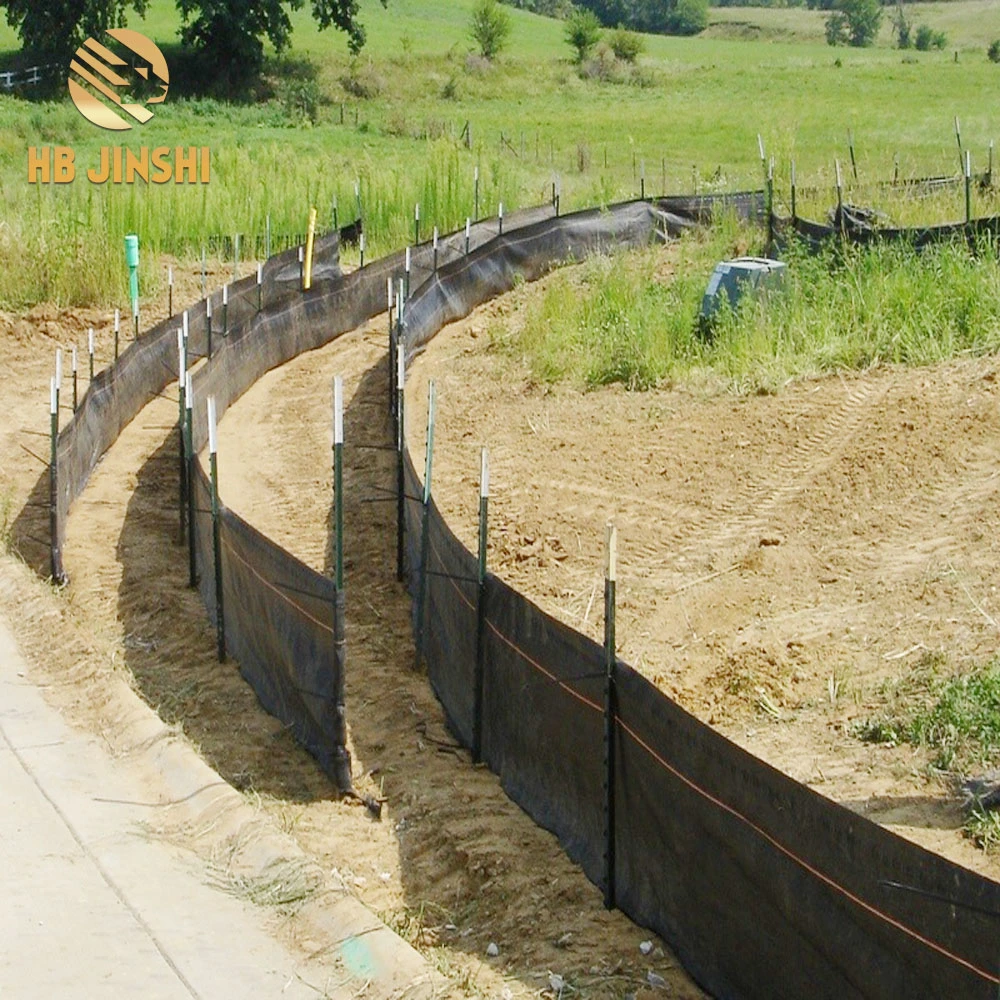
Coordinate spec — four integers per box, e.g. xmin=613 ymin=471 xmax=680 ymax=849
xmin=491 ymin=223 xmax=1000 ymax=392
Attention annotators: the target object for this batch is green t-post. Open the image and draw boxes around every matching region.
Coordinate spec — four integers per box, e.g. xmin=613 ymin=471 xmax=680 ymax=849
xmin=124 ymin=234 xmax=139 ymax=330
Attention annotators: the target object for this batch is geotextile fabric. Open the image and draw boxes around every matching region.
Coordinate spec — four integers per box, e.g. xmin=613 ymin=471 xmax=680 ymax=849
xmin=51 ymin=193 xmax=1000 ymax=999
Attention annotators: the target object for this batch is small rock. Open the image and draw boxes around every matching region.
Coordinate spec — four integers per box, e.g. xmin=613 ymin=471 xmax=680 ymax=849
xmin=639 ymin=940 xmax=654 ymax=955
xmin=486 ymin=942 xmax=500 ymax=958
xmin=647 ymin=970 xmax=667 ymax=989
xmin=759 ymin=536 xmax=782 ymax=547
xmin=549 ymin=973 xmax=565 ymax=993
xmin=556 ymin=932 xmax=573 ymax=948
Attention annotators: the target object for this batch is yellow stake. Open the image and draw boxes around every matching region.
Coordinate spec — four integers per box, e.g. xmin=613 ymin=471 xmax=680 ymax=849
xmin=303 ymin=206 xmax=317 ymax=290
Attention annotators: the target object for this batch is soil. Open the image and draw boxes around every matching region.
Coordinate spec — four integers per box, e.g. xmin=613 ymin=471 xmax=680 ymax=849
xmin=4 ymin=241 xmax=1000 ymax=999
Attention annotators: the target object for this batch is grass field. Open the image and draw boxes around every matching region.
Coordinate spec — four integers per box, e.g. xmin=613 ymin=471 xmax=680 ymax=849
xmin=2 ymin=0 xmax=1000 ymax=306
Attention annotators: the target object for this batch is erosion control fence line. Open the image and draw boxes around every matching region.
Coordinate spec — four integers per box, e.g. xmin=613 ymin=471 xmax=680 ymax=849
xmin=49 ymin=188 xmax=1000 ymax=999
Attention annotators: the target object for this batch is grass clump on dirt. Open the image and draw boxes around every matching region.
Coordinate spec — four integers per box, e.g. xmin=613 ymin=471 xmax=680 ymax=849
xmin=492 ymin=226 xmax=1000 ymax=392
xmin=855 ymin=655 xmax=1000 ymax=773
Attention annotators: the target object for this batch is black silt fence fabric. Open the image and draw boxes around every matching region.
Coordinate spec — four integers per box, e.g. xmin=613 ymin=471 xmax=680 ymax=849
xmin=775 ymin=212 xmax=1000 ymax=252
xmin=481 ymin=573 xmax=606 ymax=884
xmin=53 ymin=234 xmax=343 ymax=582
xmin=614 ymin=664 xmax=1000 ymax=999
xmin=399 ymin=197 xmax=1000 ymax=1000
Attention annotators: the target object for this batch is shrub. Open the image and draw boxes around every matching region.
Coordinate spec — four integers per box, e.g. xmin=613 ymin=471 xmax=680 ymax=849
xmin=565 ymin=9 xmax=603 ymax=63
xmin=608 ymin=26 xmax=645 ymax=63
xmin=340 ymin=59 xmax=384 ymax=98
xmin=825 ymin=0 xmax=882 ymax=46
xmin=667 ymin=0 xmax=709 ymax=36
xmin=990 ymin=39 xmax=1000 ymax=62
xmin=470 ymin=0 xmax=513 ymax=60
xmin=914 ymin=24 xmax=946 ymax=50
xmin=892 ymin=4 xmax=911 ymax=48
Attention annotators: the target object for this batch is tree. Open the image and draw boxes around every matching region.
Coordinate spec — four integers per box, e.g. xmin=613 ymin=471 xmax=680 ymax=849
xmin=989 ymin=39 xmax=1000 ymax=63
xmin=1 ymin=0 xmax=146 ymax=60
xmin=565 ymin=9 xmax=603 ymax=63
xmin=608 ymin=26 xmax=645 ymax=62
xmin=470 ymin=0 xmax=513 ymax=60
xmin=825 ymin=0 xmax=882 ymax=47
xmin=177 ymin=0 xmax=382 ymax=88
xmin=667 ymin=0 xmax=708 ymax=35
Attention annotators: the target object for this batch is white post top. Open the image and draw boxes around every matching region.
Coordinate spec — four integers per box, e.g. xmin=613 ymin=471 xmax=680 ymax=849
xmin=50 ymin=376 xmax=57 ymax=415
xmin=474 ymin=165 xmax=479 ymax=182
xmin=415 ymin=203 xmax=420 ymax=221
xmin=222 ymin=284 xmax=228 ymax=305
xmin=207 ymin=396 xmax=218 ymax=455
xmin=466 ymin=218 xmax=471 ymax=236
xmin=360 ymin=231 xmax=366 ymax=252
xmin=757 ymin=133 xmax=765 ymax=161
xmin=354 ymin=180 xmax=360 ymax=197
xmin=132 ymin=299 xmax=138 ymax=319
xmin=257 ymin=262 xmax=263 ymax=283
xmin=71 ymin=345 xmax=78 ymax=372
xmin=185 ymin=371 xmax=193 ymax=410
xmin=182 ymin=310 xmax=189 ymax=339
xmin=791 ymin=160 xmax=796 ymax=186
xmin=396 ymin=343 xmax=405 ymax=388
xmin=177 ymin=330 xmax=186 ymax=386
xmin=387 ymin=276 xmax=393 ymax=310
xmin=433 ymin=226 xmax=439 ymax=247
xmin=835 ymin=159 xmax=842 ymax=188
xmin=298 ymin=246 xmax=303 ymax=261
xmin=966 ymin=150 xmax=972 ymax=178
xmin=334 ymin=376 xmax=344 ymax=445
xmin=605 ymin=522 xmax=617 ymax=582
xmin=114 ymin=308 xmax=120 ymax=331
xmin=480 ymin=447 xmax=489 ymax=499
xmin=405 ymin=246 xmax=411 ymax=271
xmin=206 ymin=295 xmax=212 ymax=317
xmin=88 ymin=327 xmax=94 ymax=354
xmin=168 ymin=264 xmax=173 ymax=285
xmin=498 ymin=202 xmax=503 ymax=219
xmin=55 ymin=348 xmax=62 ymax=389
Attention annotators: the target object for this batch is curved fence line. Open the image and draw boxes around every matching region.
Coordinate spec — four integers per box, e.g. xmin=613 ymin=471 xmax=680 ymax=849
xmin=51 ymin=191 xmax=1000 ymax=1000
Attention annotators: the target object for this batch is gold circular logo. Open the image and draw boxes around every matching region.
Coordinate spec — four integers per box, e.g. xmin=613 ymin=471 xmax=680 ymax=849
xmin=68 ymin=29 xmax=169 ymax=131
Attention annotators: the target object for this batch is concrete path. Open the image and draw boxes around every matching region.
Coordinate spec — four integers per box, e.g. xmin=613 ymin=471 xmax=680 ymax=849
xmin=0 ymin=617 xmax=347 ymax=1000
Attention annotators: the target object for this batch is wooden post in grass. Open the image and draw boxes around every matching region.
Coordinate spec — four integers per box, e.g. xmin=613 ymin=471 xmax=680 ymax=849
xmin=113 ymin=308 xmax=120 ymax=362
xmin=185 ymin=372 xmax=196 ymax=588
xmin=304 ymin=207 xmax=317 ymax=291
xmin=472 ymin=447 xmax=489 ymax=764
xmin=71 ymin=346 xmax=78 ymax=413
xmin=966 ymin=151 xmax=973 ymax=224
xmin=88 ymin=328 xmax=94 ymax=382
xmin=168 ymin=264 xmax=173 ymax=318
xmin=333 ymin=376 xmax=345 ymax=591
xmin=603 ymin=521 xmax=618 ymax=911
xmin=177 ymin=329 xmax=186 ymax=546
xmin=414 ymin=380 xmax=436 ymax=669
xmin=396 ymin=343 xmax=406 ymax=583
xmin=207 ymin=396 xmax=225 ymax=662
xmin=955 ymin=116 xmax=964 ymax=175
xmin=848 ymin=129 xmax=858 ymax=183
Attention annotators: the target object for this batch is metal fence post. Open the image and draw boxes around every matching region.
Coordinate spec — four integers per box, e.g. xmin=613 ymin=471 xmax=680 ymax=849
xmin=603 ymin=521 xmax=618 ymax=911
xmin=473 ymin=448 xmax=489 ymax=764
xmin=396 ymin=345 xmax=406 ymax=583
xmin=207 ymin=396 xmax=225 ymax=662
xmin=414 ymin=380 xmax=436 ymax=669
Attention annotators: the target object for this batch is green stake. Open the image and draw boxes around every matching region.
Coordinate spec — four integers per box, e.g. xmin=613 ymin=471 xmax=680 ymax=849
xmin=207 ymin=396 xmax=225 ymax=662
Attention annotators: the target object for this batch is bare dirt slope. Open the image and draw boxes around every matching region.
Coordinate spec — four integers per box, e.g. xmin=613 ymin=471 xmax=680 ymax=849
xmin=401 ymin=265 xmax=1000 ymax=880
